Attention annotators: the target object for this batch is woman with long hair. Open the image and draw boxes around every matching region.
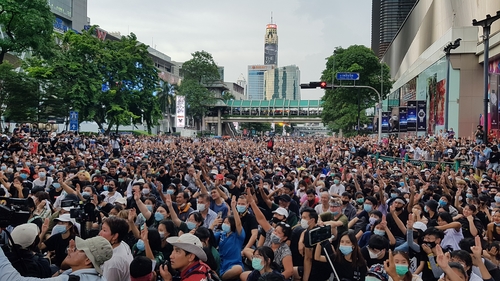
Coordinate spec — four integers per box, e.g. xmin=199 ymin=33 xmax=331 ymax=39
xmin=383 ymin=250 xmax=422 ymax=281
xmin=195 ymin=227 xmax=221 ymax=275
xmin=335 ymin=231 xmax=367 ymax=281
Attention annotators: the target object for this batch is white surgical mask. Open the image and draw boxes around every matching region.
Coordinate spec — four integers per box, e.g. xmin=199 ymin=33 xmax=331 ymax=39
xmin=300 ymin=219 xmax=309 ymax=229
xmin=368 ymin=249 xmax=380 ymax=259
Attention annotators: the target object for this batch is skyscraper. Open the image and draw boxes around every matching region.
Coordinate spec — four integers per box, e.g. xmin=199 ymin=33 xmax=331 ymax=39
xmin=264 ymin=20 xmax=278 ymax=65
xmin=264 ymin=65 xmax=300 ymax=100
xmin=248 ymin=65 xmax=274 ymax=100
xmin=371 ymin=0 xmax=417 ymax=58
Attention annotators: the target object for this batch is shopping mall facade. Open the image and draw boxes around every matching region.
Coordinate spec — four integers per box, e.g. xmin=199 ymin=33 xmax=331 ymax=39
xmin=381 ymin=0 xmax=500 ymax=138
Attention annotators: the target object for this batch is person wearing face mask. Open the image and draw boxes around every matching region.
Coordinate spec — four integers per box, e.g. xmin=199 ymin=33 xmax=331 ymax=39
xmin=487 ymin=211 xmax=500 ymax=243
xmin=386 ymin=197 xmax=409 ymax=247
xmin=328 ymin=174 xmax=345 ymax=197
xmin=383 ymin=250 xmax=423 ymax=281
xmin=319 ymin=197 xmax=348 ymax=239
xmin=213 ymin=196 xmax=245 ymax=280
xmin=423 ymin=199 xmax=439 ymax=227
xmin=99 ymin=216 xmax=133 ymax=281
xmin=32 ymin=167 xmax=53 ymax=191
xmin=234 ymin=195 xmax=259 ymax=253
xmin=246 ymin=246 xmax=283 ymax=281
xmin=38 ymin=214 xmax=78 ymax=272
xmin=361 ymin=234 xmax=390 ymax=267
xmin=194 ymin=193 xmax=218 ymax=229
xmin=101 ymin=179 xmax=123 ymax=204
xmin=246 ymin=192 xmax=294 ymax=280
xmin=132 ymin=226 xmax=165 ymax=269
xmin=418 ymin=227 xmax=445 ymax=280
xmin=340 ymin=191 xmax=357 ymax=220
xmin=297 ymin=208 xmax=325 ymax=281
xmin=335 ymin=231 xmax=367 ymax=281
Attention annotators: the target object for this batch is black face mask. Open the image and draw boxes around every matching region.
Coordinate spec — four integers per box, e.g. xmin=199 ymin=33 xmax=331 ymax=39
xmin=364 ymin=188 xmax=372 ymax=194
xmin=271 ymin=217 xmax=281 ymax=224
xmin=342 ymin=201 xmax=350 ymax=205
xmin=395 ymin=206 xmax=403 ymax=212
xmin=413 ymin=231 xmax=420 ymax=239
xmin=424 ymin=241 xmax=437 ymax=248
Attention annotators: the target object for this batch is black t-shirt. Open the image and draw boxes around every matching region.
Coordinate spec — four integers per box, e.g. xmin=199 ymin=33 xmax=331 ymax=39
xmin=290 ymin=226 xmax=305 ymax=266
xmin=360 ymin=246 xmax=388 ymax=267
xmin=5 ymin=249 xmax=51 ymax=278
xmin=48 ymin=188 xmax=63 ymax=205
xmin=43 ymin=233 xmax=74 ymax=267
xmin=419 ymin=251 xmax=439 ymax=281
xmin=303 ymin=229 xmax=336 ymax=280
xmin=336 ymin=257 xmax=367 ymax=281
xmin=490 ymin=151 xmax=500 ymax=164
xmin=240 ymin=212 xmax=258 ymax=247
xmin=386 ymin=210 xmax=409 ymax=239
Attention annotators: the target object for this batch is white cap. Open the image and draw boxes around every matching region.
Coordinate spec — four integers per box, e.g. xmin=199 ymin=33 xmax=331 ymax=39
xmin=272 ymin=207 xmax=289 ymax=218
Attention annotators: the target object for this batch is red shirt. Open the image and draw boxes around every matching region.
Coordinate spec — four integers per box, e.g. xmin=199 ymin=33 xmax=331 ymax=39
xmin=180 ymin=261 xmax=210 ymax=281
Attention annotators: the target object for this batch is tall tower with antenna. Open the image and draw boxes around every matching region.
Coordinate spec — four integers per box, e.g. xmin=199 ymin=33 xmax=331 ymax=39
xmin=264 ymin=12 xmax=278 ymax=66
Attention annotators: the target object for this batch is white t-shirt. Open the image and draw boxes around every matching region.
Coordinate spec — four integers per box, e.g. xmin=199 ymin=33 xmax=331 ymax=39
xmin=329 ymin=184 xmax=345 ymax=196
xmin=101 ymin=241 xmax=133 ymax=281
xmin=33 ymin=177 xmax=54 ymax=189
xmin=101 ymin=191 xmax=123 ymax=204
xmin=440 ymin=228 xmax=463 ymax=251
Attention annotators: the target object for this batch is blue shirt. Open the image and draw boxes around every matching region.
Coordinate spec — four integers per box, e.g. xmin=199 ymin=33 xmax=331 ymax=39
xmin=215 ymin=228 xmax=245 ymax=275
xmin=210 ymin=200 xmax=228 ymax=219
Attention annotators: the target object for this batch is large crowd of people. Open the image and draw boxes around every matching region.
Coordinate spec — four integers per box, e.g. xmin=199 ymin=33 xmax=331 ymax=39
xmin=0 ymin=126 xmax=498 ymax=281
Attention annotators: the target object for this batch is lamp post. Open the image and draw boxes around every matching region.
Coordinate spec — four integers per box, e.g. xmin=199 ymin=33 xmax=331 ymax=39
xmin=473 ymin=11 xmax=500 ymax=144
xmin=443 ymin=38 xmax=461 ymax=131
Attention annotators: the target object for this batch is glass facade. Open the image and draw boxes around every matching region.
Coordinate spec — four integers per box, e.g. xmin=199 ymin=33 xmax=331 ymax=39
xmin=264 ymin=65 xmax=301 ymax=100
xmin=248 ymin=65 xmax=274 ymax=100
xmin=48 ymin=0 xmax=73 ymax=17
xmin=372 ymin=0 xmax=417 ymax=58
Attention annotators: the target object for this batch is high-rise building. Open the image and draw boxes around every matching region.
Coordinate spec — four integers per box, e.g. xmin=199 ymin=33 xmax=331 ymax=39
xmin=371 ymin=0 xmax=417 ymax=58
xmin=264 ymin=21 xmax=278 ymax=65
xmin=247 ymin=65 xmax=274 ymax=100
xmin=49 ymin=0 xmax=88 ymax=33
xmin=264 ymin=65 xmax=300 ymax=100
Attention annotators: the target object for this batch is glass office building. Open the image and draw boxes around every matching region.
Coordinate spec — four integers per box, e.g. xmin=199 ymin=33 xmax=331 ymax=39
xmin=248 ymin=65 xmax=274 ymax=100
xmin=264 ymin=65 xmax=300 ymax=100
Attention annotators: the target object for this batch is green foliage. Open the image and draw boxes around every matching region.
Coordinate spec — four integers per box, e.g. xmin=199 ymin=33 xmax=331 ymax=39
xmin=0 ymin=63 xmax=40 ymax=122
xmin=178 ymin=79 xmax=215 ymax=118
xmin=0 ymin=0 xmax=55 ymax=64
xmin=321 ymin=45 xmax=393 ymax=134
xmin=181 ymin=51 xmax=220 ymax=84
xmin=240 ymin=122 xmax=271 ymax=134
xmin=26 ymin=27 xmax=161 ymax=134
xmin=221 ymin=91 xmax=235 ymax=101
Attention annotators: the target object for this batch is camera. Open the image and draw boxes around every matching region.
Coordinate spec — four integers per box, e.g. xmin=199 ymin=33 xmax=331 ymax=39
xmin=0 ymin=197 xmax=31 ymax=228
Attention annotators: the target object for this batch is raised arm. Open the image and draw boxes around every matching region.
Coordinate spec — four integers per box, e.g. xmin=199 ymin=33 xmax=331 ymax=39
xmin=165 ymin=194 xmax=182 ymax=227
xmin=134 ymin=190 xmax=152 ymax=221
xmin=231 ymin=196 xmax=242 ymax=235
xmin=246 ymin=188 xmax=272 ymax=233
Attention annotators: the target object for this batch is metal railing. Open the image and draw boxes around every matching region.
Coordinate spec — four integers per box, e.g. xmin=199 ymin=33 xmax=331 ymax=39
xmin=371 ymin=154 xmax=473 ymax=171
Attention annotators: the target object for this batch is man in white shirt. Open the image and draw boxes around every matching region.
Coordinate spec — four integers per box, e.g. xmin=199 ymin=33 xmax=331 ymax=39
xmin=329 ymin=174 xmax=345 ymax=197
xmin=101 ymin=179 xmax=123 ymax=205
xmin=99 ymin=216 xmax=133 ymax=281
xmin=32 ymin=167 xmax=53 ymax=191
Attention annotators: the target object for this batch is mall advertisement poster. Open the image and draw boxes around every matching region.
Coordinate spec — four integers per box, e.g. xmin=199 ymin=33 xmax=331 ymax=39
xmin=366 ymin=117 xmax=374 ymax=132
xmin=382 ymin=112 xmax=391 ymax=133
xmin=417 ymin=101 xmax=427 ymax=132
xmin=427 ymin=74 xmax=445 ymax=135
xmin=390 ymin=107 xmax=400 ymax=133
xmin=399 ymin=107 xmax=408 ymax=132
xmin=407 ymin=101 xmax=417 ymax=131
xmin=490 ymin=74 xmax=499 ymax=130
xmin=372 ymin=114 xmax=378 ymax=133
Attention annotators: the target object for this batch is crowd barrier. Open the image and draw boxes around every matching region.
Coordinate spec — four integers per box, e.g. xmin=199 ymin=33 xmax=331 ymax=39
xmin=370 ymin=154 xmax=474 ymax=172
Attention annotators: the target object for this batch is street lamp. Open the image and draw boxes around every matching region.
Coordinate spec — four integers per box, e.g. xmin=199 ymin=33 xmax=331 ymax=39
xmin=473 ymin=11 xmax=500 ymax=143
xmin=443 ymin=38 xmax=461 ymax=131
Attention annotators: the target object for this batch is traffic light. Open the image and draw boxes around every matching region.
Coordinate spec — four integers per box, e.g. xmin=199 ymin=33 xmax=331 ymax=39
xmin=320 ymin=81 xmax=327 ymax=88
xmin=300 ymin=81 xmax=333 ymax=89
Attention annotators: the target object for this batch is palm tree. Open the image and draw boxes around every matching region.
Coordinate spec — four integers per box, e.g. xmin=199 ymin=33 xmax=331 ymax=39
xmin=157 ymin=80 xmax=176 ymax=134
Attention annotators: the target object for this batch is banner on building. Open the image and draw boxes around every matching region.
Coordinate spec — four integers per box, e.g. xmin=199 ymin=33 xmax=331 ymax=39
xmin=382 ymin=112 xmax=391 ymax=133
xmin=399 ymin=107 xmax=408 ymax=132
xmin=390 ymin=107 xmax=400 ymax=133
xmin=417 ymin=100 xmax=427 ymax=132
xmin=491 ymin=74 xmax=499 ymax=130
xmin=176 ymin=95 xmax=186 ymax=128
xmin=407 ymin=101 xmax=417 ymax=131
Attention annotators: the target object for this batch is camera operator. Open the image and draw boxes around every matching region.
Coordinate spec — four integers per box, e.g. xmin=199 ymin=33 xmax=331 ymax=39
xmin=4 ymin=223 xmax=51 ymax=278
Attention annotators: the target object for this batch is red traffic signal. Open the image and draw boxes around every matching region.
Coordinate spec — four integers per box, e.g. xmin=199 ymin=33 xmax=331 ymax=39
xmin=320 ymin=81 xmax=327 ymax=88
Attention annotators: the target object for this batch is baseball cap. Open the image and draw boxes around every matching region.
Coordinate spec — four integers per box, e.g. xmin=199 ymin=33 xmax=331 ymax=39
xmin=413 ymin=221 xmax=427 ymax=232
xmin=115 ymin=197 xmax=127 ymax=205
xmin=166 ymin=234 xmax=207 ymax=261
xmin=272 ymin=207 xmax=289 ymax=218
xmin=329 ymin=197 xmax=342 ymax=207
xmin=75 ymin=236 xmax=113 ymax=274
xmin=278 ymin=194 xmax=291 ymax=203
xmin=54 ymin=213 xmax=76 ymax=225
xmin=20 ymin=168 xmax=30 ymax=175
xmin=10 ymin=223 xmax=39 ymax=249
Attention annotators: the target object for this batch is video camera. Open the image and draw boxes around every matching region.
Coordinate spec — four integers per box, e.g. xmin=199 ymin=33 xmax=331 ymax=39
xmin=61 ymin=195 xmax=97 ymax=224
xmin=0 ymin=197 xmax=32 ymax=228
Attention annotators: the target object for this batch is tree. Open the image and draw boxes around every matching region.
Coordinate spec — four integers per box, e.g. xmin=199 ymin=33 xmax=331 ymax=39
xmin=221 ymin=91 xmax=235 ymax=101
xmin=321 ymin=45 xmax=393 ymax=134
xmin=240 ymin=122 xmax=271 ymax=135
xmin=0 ymin=0 xmax=55 ymax=64
xmin=0 ymin=63 xmax=40 ymax=123
xmin=27 ymin=28 xmax=161 ymax=134
xmin=178 ymin=51 xmax=220 ymax=125
xmin=157 ymin=80 xmax=176 ymax=133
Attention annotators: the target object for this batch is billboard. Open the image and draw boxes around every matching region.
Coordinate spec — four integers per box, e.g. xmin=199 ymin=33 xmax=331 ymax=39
xmin=382 ymin=112 xmax=391 ymax=133
xmin=407 ymin=101 xmax=417 ymax=131
xmin=417 ymin=100 xmax=427 ymax=132
xmin=176 ymin=95 xmax=186 ymax=128
xmin=264 ymin=43 xmax=278 ymax=65
xmin=390 ymin=107 xmax=400 ymax=133
xmin=399 ymin=107 xmax=408 ymax=132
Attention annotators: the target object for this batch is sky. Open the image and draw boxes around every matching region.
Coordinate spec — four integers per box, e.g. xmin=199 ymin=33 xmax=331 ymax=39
xmin=87 ymin=0 xmax=372 ymax=100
